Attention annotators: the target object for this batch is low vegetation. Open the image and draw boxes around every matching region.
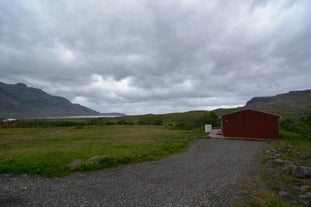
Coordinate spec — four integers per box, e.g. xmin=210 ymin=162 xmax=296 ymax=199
xmin=0 ymin=125 xmax=204 ymax=177
xmin=233 ymin=114 xmax=311 ymax=207
xmin=280 ymin=114 xmax=311 ymax=141
xmin=1 ymin=111 xmax=221 ymax=129
xmin=0 ymin=111 xmax=221 ymax=177
xmin=0 ymin=111 xmax=219 ymax=176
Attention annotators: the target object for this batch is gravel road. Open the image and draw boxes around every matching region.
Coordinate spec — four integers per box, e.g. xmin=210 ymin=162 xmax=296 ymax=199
xmin=0 ymin=138 xmax=267 ymax=207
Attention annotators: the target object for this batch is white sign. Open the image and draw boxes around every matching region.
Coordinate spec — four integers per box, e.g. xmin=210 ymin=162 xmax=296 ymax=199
xmin=205 ymin=124 xmax=212 ymax=133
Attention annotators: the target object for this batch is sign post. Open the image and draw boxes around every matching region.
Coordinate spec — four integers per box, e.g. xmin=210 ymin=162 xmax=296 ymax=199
xmin=205 ymin=124 xmax=212 ymax=133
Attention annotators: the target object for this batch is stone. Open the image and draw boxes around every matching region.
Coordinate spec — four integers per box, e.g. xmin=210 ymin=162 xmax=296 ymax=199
xmin=293 ymin=166 xmax=311 ymax=178
xmin=294 ymin=186 xmax=302 ymax=191
xmin=274 ymin=159 xmax=290 ymax=164
xmin=298 ymin=195 xmax=310 ymax=207
xmin=266 ymin=159 xmax=275 ymax=168
xmin=306 ymin=192 xmax=311 ymax=198
xmin=87 ymin=156 xmax=99 ymax=163
xmin=283 ymin=163 xmax=295 ymax=174
xmin=278 ymin=191 xmax=290 ymax=198
xmin=68 ymin=159 xmax=84 ymax=170
xmin=267 ymin=159 xmax=292 ymax=169
xmin=301 ymin=186 xmax=311 ymax=192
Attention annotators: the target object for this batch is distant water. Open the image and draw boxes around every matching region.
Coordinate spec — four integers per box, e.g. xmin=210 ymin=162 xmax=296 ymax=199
xmin=42 ymin=115 xmax=122 ymax=119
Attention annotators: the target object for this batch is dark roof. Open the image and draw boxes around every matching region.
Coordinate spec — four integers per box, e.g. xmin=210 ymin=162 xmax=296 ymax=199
xmin=221 ymin=108 xmax=280 ymax=118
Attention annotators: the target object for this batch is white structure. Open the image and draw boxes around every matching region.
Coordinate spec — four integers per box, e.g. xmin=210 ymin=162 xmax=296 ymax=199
xmin=2 ymin=118 xmax=16 ymax=123
xmin=205 ymin=124 xmax=212 ymax=133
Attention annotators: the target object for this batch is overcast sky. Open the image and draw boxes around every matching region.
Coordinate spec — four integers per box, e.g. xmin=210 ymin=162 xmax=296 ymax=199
xmin=1 ymin=0 xmax=310 ymax=114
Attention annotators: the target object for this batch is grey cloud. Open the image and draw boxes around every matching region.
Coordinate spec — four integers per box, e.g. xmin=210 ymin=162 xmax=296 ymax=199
xmin=0 ymin=0 xmax=310 ymax=114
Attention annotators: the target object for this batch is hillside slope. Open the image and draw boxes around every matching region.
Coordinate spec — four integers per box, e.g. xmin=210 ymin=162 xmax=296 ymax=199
xmin=0 ymin=82 xmax=101 ymax=118
xmin=244 ymin=90 xmax=311 ymax=116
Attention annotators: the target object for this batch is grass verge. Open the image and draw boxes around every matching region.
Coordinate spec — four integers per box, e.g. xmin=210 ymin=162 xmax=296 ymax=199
xmin=232 ymin=129 xmax=311 ymax=206
xmin=0 ymin=125 xmax=203 ymax=177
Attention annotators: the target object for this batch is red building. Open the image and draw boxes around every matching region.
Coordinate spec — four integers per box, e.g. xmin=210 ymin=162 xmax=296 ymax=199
xmin=221 ymin=109 xmax=280 ymax=139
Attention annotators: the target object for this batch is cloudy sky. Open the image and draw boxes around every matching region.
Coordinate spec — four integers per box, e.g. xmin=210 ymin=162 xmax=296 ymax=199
xmin=1 ymin=0 xmax=310 ymax=114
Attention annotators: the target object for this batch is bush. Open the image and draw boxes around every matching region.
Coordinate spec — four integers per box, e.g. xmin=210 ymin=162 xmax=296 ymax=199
xmin=173 ymin=117 xmax=203 ymax=130
xmin=174 ymin=121 xmax=192 ymax=130
xmin=138 ymin=115 xmax=163 ymax=126
xmin=280 ymin=114 xmax=311 ymax=140
xmin=17 ymin=119 xmax=86 ymax=128
xmin=99 ymin=156 xmax=116 ymax=168
xmin=117 ymin=120 xmax=134 ymax=125
xmin=200 ymin=112 xmax=220 ymax=127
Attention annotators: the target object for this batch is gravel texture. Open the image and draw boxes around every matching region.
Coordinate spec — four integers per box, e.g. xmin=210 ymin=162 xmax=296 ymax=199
xmin=0 ymin=138 xmax=267 ymax=207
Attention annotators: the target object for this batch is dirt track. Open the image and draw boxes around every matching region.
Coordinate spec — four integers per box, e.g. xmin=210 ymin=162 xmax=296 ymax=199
xmin=0 ymin=138 xmax=267 ymax=207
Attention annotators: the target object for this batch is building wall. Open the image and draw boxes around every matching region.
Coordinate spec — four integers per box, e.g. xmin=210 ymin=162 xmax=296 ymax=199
xmin=222 ymin=109 xmax=279 ymax=139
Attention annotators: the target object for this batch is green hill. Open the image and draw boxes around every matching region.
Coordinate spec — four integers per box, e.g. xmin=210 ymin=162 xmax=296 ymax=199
xmin=244 ymin=90 xmax=311 ymax=117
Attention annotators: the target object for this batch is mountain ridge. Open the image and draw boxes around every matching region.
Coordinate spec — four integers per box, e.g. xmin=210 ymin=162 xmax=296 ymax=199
xmin=244 ymin=89 xmax=311 ymax=116
xmin=0 ymin=82 xmax=124 ymax=118
xmin=1 ymin=81 xmax=310 ymax=118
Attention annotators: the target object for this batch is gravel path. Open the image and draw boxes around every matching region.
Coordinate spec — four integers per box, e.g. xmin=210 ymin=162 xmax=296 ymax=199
xmin=0 ymin=138 xmax=267 ymax=207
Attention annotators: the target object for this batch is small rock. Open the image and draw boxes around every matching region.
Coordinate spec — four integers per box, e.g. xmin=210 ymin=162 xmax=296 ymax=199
xmin=274 ymin=159 xmax=290 ymax=164
xmin=87 ymin=156 xmax=99 ymax=163
xmin=267 ymin=159 xmax=292 ymax=168
xmin=306 ymin=192 xmax=311 ymax=198
xmin=294 ymin=186 xmax=302 ymax=191
xmin=278 ymin=191 xmax=290 ymax=198
xmin=293 ymin=166 xmax=311 ymax=178
xmin=283 ymin=163 xmax=295 ymax=174
xmin=266 ymin=159 xmax=275 ymax=168
xmin=301 ymin=186 xmax=311 ymax=192
xmin=68 ymin=159 xmax=84 ymax=170
xmin=298 ymin=195 xmax=310 ymax=207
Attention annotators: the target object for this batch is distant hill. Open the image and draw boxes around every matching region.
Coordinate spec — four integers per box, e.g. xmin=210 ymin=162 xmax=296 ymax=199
xmin=244 ymin=90 xmax=311 ymax=117
xmin=0 ymin=82 xmax=123 ymax=118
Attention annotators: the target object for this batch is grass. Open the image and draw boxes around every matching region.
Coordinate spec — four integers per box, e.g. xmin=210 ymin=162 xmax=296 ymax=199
xmin=277 ymin=129 xmax=311 ymax=166
xmin=0 ymin=125 xmax=203 ymax=177
xmin=231 ymin=191 xmax=290 ymax=207
xmin=232 ymin=129 xmax=311 ymax=207
xmin=7 ymin=110 xmax=223 ymax=130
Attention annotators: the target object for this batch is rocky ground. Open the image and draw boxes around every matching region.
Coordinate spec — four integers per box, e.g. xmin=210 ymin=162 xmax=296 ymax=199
xmin=264 ymin=144 xmax=311 ymax=206
xmin=0 ymin=138 xmax=267 ymax=207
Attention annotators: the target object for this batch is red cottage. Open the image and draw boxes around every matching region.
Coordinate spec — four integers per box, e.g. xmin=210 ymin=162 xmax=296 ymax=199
xmin=221 ymin=109 xmax=280 ymax=139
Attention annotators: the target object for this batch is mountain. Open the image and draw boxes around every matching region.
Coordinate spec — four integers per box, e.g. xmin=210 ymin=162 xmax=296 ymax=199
xmin=244 ymin=90 xmax=311 ymax=116
xmin=0 ymin=82 xmax=103 ymax=118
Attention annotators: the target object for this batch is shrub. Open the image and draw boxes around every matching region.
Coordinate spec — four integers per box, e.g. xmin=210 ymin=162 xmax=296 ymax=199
xmin=99 ymin=156 xmax=116 ymax=168
xmin=117 ymin=120 xmax=134 ymax=125
xmin=280 ymin=114 xmax=311 ymax=140
xmin=138 ymin=115 xmax=163 ymax=126
xmin=200 ymin=112 xmax=220 ymax=127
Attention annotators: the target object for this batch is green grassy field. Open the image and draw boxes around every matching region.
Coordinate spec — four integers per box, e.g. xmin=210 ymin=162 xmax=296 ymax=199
xmin=0 ymin=125 xmax=203 ymax=177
